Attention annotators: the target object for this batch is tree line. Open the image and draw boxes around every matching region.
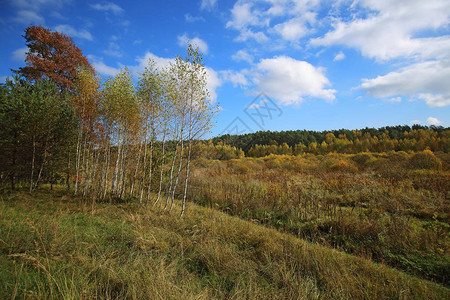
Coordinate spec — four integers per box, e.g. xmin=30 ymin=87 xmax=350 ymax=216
xmin=0 ymin=26 xmax=217 ymax=216
xmin=212 ymin=125 xmax=449 ymax=157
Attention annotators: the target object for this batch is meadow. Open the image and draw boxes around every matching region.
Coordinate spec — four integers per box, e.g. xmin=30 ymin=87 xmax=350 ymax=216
xmin=188 ymin=150 xmax=449 ymax=286
xmin=1 ymin=187 xmax=449 ymax=299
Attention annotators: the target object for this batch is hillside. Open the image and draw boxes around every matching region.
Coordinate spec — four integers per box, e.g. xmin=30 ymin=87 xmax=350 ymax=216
xmin=1 ymin=189 xmax=449 ymax=299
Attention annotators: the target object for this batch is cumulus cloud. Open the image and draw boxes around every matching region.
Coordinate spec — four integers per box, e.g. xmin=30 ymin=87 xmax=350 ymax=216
xmin=427 ymin=117 xmax=442 ymax=126
xmin=226 ymin=2 xmax=267 ymax=30
xmin=254 ymin=56 xmax=336 ymax=105
xmin=359 ymin=60 xmax=450 ymax=107
xmin=130 ymin=52 xmax=174 ymax=75
xmin=273 ymin=18 xmax=308 ymax=41
xmin=92 ymin=61 xmax=121 ymax=77
xmin=205 ymin=67 xmax=221 ymax=102
xmin=54 ymin=24 xmax=93 ymax=41
xmin=90 ymin=2 xmax=124 ymax=15
xmin=11 ymin=47 xmax=28 ymax=62
xmin=177 ymin=34 xmax=209 ymax=54
xmin=333 ymin=51 xmax=345 ymax=61
xmin=232 ymin=50 xmax=253 ymax=63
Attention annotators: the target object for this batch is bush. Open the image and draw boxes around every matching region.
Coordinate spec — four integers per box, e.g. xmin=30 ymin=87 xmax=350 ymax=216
xmin=387 ymin=151 xmax=410 ymax=162
xmin=351 ymin=153 xmax=375 ymax=166
xmin=409 ymin=150 xmax=442 ymax=170
xmin=328 ymin=159 xmax=357 ymax=172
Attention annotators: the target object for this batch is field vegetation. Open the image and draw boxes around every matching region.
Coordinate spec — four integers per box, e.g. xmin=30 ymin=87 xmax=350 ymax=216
xmin=188 ymin=150 xmax=450 ymax=285
xmin=1 ymin=189 xmax=449 ymax=299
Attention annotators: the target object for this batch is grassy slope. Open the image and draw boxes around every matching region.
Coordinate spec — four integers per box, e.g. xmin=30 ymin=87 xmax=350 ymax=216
xmin=0 ymin=189 xmax=449 ymax=299
xmin=188 ymin=154 xmax=450 ymax=285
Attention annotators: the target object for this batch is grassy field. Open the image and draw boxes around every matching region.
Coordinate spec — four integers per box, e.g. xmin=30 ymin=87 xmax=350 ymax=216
xmin=188 ymin=152 xmax=450 ymax=286
xmin=1 ymin=188 xmax=449 ymax=299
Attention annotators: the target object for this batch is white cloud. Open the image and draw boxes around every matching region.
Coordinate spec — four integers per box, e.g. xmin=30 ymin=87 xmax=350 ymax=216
xmin=221 ymin=70 xmax=249 ymax=87
xmin=225 ymin=0 xmax=321 ymax=44
xmin=232 ymin=50 xmax=253 ymax=63
xmin=177 ymin=34 xmax=209 ymax=54
xmin=333 ymin=51 xmax=345 ymax=61
xmin=90 ymin=2 xmax=124 ymax=15
xmin=427 ymin=117 xmax=442 ymax=126
xmin=200 ymin=0 xmax=217 ymax=11
xmin=130 ymin=52 xmax=174 ymax=75
xmin=13 ymin=10 xmax=45 ymax=24
xmin=0 ymin=76 xmax=8 ymax=84
xmin=11 ymin=47 xmax=28 ymax=62
xmin=360 ymin=60 xmax=450 ymax=107
xmin=311 ymin=0 xmax=450 ymax=61
xmin=54 ymin=24 xmax=93 ymax=41
xmin=205 ymin=67 xmax=221 ymax=102
xmin=92 ymin=61 xmax=120 ymax=77
xmin=185 ymin=14 xmax=204 ymax=23
xmin=418 ymin=93 xmax=450 ymax=107
xmin=226 ymin=2 xmax=267 ymax=30
xmin=273 ymin=18 xmax=308 ymax=41
xmin=254 ymin=56 xmax=336 ymax=105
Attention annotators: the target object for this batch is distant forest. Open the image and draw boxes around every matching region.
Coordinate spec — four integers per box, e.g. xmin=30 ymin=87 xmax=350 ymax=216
xmin=211 ymin=125 xmax=449 ymax=156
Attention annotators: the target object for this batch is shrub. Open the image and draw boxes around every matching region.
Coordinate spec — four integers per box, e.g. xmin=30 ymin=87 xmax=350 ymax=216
xmin=351 ymin=153 xmax=375 ymax=166
xmin=409 ymin=150 xmax=442 ymax=170
xmin=387 ymin=151 xmax=409 ymax=162
xmin=328 ymin=159 xmax=357 ymax=172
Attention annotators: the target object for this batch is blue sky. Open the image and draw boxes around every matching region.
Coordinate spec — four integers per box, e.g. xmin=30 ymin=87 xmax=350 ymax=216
xmin=1 ymin=0 xmax=449 ymax=136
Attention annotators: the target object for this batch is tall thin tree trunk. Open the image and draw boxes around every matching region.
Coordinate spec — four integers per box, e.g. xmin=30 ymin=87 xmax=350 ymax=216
xmin=130 ymin=139 xmax=143 ymax=197
xmin=103 ymin=142 xmax=111 ymax=200
xmin=111 ymin=135 xmax=122 ymax=198
xmin=139 ymin=130 xmax=148 ymax=204
xmin=164 ymin=140 xmax=179 ymax=210
xmin=180 ymin=135 xmax=192 ymax=217
xmin=154 ymin=126 xmax=167 ymax=206
xmin=146 ymin=135 xmax=154 ymax=205
xmin=170 ymin=138 xmax=184 ymax=211
xmin=74 ymin=127 xmax=83 ymax=194
xmin=82 ymin=138 xmax=89 ymax=197
xmin=118 ymin=138 xmax=127 ymax=198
